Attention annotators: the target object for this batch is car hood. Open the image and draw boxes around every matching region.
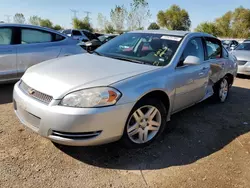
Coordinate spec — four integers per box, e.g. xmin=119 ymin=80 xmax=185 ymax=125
xmin=231 ymin=50 xmax=250 ymax=61
xmin=22 ymin=53 xmax=160 ymax=99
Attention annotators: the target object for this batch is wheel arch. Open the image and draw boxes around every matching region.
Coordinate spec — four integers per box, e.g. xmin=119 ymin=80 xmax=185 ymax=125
xmin=131 ymin=90 xmax=171 ymax=120
xmin=225 ymin=73 xmax=234 ymax=87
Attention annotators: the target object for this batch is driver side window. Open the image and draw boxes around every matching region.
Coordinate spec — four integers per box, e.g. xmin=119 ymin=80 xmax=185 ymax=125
xmin=178 ymin=38 xmax=204 ymax=67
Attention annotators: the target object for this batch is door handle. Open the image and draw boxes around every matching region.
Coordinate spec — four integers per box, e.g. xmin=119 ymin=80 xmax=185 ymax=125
xmin=199 ymin=72 xmax=204 ymax=76
xmin=202 ymin=67 xmax=209 ymax=71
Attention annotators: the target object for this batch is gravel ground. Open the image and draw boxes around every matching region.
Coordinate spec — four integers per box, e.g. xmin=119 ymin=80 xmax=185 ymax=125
xmin=0 ymin=77 xmax=250 ymax=188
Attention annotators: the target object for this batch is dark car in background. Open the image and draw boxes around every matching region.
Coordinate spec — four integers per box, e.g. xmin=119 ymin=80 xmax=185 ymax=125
xmin=222 ymin=40 xmax=239 ymax=51
xmin=80 ymin=34 xmax=119 ymax=52
xmin=61 ymin=29 xmax=98 ymax=42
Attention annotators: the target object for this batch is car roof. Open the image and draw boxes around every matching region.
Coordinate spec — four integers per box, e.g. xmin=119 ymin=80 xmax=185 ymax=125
xmin=0 ymin=23 xmax=66 ymax=36
xmin=129 ymin=29 xmax=214 ymax=38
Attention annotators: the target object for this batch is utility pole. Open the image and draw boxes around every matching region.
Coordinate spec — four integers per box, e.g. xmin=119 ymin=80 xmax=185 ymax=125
xmin=83 ymin=11 xmax=91 ymax=21
xmin=70 ymin=9 xmax=79 ymax=18
xmin=4 ymin=15 xmax=11 ymax=23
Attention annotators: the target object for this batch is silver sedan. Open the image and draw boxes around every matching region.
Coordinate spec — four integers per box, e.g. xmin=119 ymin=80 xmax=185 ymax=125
xmin=0 ymin=24 xmax=85 ymax=83
xmin=13 ymin=30 xmax=237 ymax=148
xmin=231 ymin=41 xmax=250 ymax=75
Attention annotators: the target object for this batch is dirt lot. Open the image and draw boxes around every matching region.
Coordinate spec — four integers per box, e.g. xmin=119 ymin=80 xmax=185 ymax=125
xmin=0 ymin=77 xmax=250 ymax=188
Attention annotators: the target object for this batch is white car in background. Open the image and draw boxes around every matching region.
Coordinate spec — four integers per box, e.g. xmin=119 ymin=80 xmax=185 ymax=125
xmin=0 ymin=24 xmax=85 ymax=83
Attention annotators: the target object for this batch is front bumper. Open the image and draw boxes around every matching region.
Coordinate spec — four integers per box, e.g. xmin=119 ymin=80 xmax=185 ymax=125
xmin=13 ymin=82 xmax=134 ymax=146
xmin=237 ymin=62 xmax=250 ymax=75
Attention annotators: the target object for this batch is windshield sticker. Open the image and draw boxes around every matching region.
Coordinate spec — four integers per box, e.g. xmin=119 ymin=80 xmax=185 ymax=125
xmin=161 ymin=36 xmax=182 ymax=41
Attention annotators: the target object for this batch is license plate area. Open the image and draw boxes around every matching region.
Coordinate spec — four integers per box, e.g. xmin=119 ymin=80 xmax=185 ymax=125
xmin=17 ymin=105 xmax=41 ymax=129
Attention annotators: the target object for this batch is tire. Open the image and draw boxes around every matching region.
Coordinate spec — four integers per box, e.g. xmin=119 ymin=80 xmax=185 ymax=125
xmin=212 ymin=76 xmax=229 ymax=103
xmin=121 ymin=98 xmax=167 ymax=148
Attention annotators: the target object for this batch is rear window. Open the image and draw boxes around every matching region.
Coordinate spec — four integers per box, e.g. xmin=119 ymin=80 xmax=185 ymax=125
xmin=21 ymin=29 xmax=52 ymax=44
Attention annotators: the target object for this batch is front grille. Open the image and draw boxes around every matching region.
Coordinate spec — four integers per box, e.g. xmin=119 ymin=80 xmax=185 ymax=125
xmin=19 ymin=81 xmax=53 ymax=105
xmin=237 ymin=60 xmax=247 ymax=65
xmin=51 ymin=130 xmax=102 ymax=139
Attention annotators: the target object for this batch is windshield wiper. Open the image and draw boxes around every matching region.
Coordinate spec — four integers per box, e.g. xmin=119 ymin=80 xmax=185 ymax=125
xmin=92 ymin=51 xmax=103 ymax=56
xmin=107 ymin=56 xmax=149 ymax=65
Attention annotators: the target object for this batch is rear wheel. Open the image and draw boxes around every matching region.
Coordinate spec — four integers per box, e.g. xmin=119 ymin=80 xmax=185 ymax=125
xmin=213 ymin=77 xmax=229 ymax=103
xmin=121 ymin=98 xmax=167 ymax=148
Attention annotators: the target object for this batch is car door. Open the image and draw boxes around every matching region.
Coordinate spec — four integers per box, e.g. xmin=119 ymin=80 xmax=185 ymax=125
xmin=0 ymin=27 xmax=17 ymax=82
xmin=173 ymin=37 xmax=210 ymax=112
xmin=204 ymin=37 xmax=225 ymax=85
xmin=16 ymin=27 xmax=61 ymax=77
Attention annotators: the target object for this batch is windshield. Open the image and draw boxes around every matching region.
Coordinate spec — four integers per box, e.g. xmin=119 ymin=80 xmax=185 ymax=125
xmin=95 ymin=33 xmax=182 ymax=66
xmin=235 ymin=43 xmax=250 ymax=51
xmin=98 ymin=36 xmax=107 ymax=42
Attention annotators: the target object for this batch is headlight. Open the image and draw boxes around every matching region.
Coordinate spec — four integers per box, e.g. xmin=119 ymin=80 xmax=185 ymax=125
xmin=60 ymin=87 xmax=121 ymax=108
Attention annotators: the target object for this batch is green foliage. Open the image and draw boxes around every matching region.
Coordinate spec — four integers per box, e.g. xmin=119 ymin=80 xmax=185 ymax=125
xmin=127 ymin=0 xmax=151 ymax=30
xmin=13 ymin=13 xmax=25 ymax=24
xmin=157 ymin=5 xmax=191 ymax=31
xmin=39 ymin=19 xmax=53 ymax=29
xmin=72 ymin=17 xmax=94 ymax=32
xmin=110 ymin=5 xmax=127 ymax=31
xmin=196 ymin=6 xmax=250 ymax=38
xmin=148 ymin=22 xmax=160 ymax=30
xmin=29 ymin=16 xmax=41 ymax=26
xmin=105 ymin=23 xmax=115 ymax=33
xmin=195 ymin=22 xmax=221 ymax=36
xmin=215 ymin=11 xmax=232 ymax=37
xmin=231 ymin=7 xmax=250 ymax=38
xmin=53 ymin=25 xmax=63 ymax=30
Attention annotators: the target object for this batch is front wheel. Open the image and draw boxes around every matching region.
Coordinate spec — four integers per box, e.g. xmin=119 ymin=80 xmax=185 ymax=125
xmin=121 ymin=98 xmax=167 ymax=148
xmin=213 ymin=77 xmax=229 ymax=103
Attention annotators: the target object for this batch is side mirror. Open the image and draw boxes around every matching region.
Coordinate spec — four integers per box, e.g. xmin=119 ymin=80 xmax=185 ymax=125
xmin=183 ymin=56 xmax=201 ymax=65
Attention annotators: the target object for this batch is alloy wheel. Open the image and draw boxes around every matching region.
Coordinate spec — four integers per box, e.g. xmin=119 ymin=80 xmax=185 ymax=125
xmin=126 ymin=105 xmax=162 ymax=144
xmin=219 ymin=78 xmax=229 ymax=102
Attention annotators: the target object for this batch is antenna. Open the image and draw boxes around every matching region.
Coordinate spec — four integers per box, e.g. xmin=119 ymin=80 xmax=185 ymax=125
xmin=4 ymin=15 xmax=11 ymax=23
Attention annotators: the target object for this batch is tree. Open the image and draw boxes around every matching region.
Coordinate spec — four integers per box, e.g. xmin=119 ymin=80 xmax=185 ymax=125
xmin=13 ymin=13 xmax=25 ymax=24
xmin=215 ymin=11 xmax=232 ymax=37
xmin=39 ymin=19 xmax=53 ymax=29
xmin=72 ymin=17 xmax=94 ymax=32
xmin=29 ymin=16 xmax=41 ymax=26
xmin=127 ymin=0 xmax=151 ymax=30
xmin=97 ymin=13 xmax=106 ymax=31
xmin=148 ymin=22 xmax=160 ymax=30
xmin=105 ymin=23 xmax=115 ymax=33
xmin=157 ymin=5 xmax=191 ymax=31
xmin=110 ymin=5 xmax=127 ymax=32
xmin=53 ymin=25 xmax=63 ymax=30
xmin=195 ymin=22 xmax=221 ymax=36
xmin=197 ymin=6 xmax=250 ymax=38
xmin=231 ymin=7 xmax=250 ymax=38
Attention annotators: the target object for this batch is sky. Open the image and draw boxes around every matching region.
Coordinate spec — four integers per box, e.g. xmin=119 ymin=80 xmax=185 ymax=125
xmin=0 ymin=0 xmax=250 ymax=30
